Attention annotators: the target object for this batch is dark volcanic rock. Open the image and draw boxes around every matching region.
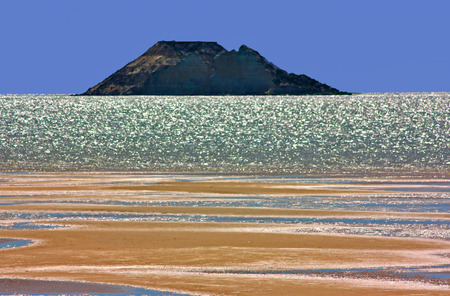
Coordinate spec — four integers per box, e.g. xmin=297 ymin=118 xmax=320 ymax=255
xmin=83 ymin=41 xmax=348 ymax=95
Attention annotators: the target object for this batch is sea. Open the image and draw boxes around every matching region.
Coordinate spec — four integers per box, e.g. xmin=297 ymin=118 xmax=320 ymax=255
xmin=0 ymin=92 xmax=449 ymax=294
xmin=0 ymin=92 xmax=448 ymax=175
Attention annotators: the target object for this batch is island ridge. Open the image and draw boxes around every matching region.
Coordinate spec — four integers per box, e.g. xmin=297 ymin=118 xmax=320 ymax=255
xmin=83 ymin=41 xmax=349 ymax=95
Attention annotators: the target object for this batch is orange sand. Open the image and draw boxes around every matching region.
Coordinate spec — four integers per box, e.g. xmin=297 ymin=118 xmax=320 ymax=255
xmin=0 ymin=173 xmax=449 ymax=295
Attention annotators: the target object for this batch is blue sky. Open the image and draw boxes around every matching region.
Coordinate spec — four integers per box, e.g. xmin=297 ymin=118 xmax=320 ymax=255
xmin=1 ymin=0 xmax=449 ymax=94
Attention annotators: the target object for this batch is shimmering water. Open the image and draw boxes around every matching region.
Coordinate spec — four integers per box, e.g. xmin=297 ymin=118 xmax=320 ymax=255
xmin=0 ymin=238 xmax=32 ymax=249
xmin=2 ymin=205 xmax=449 ymax=239
xmin=0 ymin=93 xmax=448 ymax=173
xmin=0 ymin=278 xmax=189 ymax=296
xmin=205 ymin=264 xmax=450 ymax=285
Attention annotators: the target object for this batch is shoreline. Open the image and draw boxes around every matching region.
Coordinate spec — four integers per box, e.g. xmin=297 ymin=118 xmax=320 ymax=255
xmin=0 ymin=172 xmax=448 ymax=295
xmin=1 ymin=169 xmax=448 ymax=177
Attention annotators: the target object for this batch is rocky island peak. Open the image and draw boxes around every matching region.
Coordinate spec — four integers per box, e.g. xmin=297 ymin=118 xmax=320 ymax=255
xmin=83 ymin=41 xmax=349 ymax=95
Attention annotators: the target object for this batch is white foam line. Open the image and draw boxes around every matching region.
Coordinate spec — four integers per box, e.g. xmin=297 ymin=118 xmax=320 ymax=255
xmin=3 ymin=264 xmax=447 ymax=291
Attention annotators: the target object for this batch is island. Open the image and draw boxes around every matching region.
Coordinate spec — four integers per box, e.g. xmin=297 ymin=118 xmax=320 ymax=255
xmin=83 ymin=41 xmax=349 ymax=95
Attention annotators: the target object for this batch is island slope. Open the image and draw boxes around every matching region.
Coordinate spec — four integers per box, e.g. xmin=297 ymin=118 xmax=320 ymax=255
xmin=83 ymin=41 xmax=349 ymax=95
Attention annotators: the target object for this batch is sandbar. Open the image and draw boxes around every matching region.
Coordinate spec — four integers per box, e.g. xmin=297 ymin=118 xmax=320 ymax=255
xmin=0 ymin=173 xmax=448 ymax=295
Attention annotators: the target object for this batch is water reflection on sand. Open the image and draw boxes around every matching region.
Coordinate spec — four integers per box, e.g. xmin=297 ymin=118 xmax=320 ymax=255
xmin=0 ymin=278 xmax=189 ymax=296
xmin=0 ymin=173 xmax=449 ymax=295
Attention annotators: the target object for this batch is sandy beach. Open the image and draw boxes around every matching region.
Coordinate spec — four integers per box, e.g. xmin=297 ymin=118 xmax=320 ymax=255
xmin=0 ymin=173 xmax=449 ymax=295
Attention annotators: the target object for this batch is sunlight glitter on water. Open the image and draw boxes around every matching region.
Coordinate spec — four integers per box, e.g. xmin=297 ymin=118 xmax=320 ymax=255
xmin=0 ymin=93 xmax=448 ymax=174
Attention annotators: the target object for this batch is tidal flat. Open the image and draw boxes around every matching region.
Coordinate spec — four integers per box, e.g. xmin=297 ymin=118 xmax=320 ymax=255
xmin=0 ymin=173 xmax=449 ymax=295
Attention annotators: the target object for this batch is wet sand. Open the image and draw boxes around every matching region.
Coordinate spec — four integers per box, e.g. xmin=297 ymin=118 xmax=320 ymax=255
xmin=0 ymin=173 xmax=449 ymax=295
xmin=0 ymin=278 xmax=150 ymax=294
xmin=0 ymin=238 xmax=16 ymax=245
